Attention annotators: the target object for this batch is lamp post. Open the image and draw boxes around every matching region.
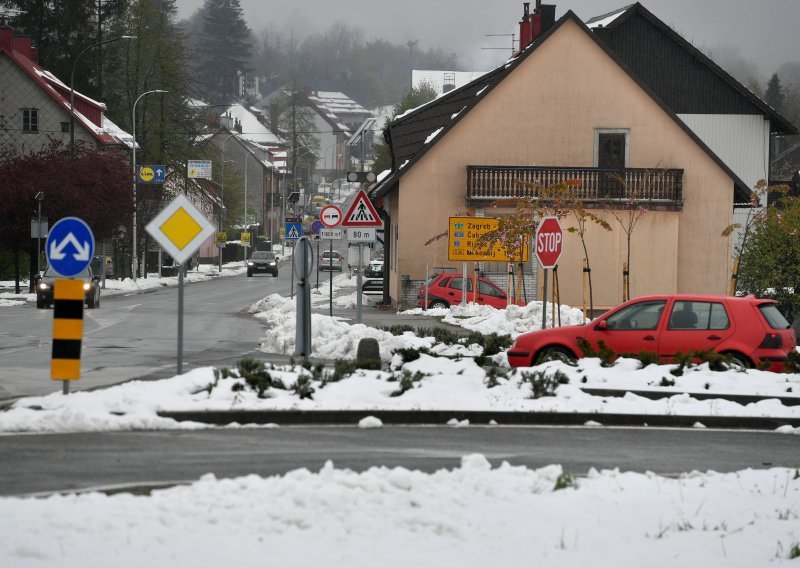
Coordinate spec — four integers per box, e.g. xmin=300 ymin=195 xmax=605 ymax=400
xmin=243 ymin=147 xmax=260 ymax=264
xmin=70 ymin=35 xmax=136 ymax=157
xmin=219 ymin=134 xmax=238 ymax=270
xmin=131 ymin=89 xmax=168 ymax=281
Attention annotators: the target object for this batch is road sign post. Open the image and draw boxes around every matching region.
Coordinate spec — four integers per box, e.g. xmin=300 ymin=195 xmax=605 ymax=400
xmin=145 ymin=194 xmax=216 ymax=374
xmin=294 ymin=237 xmax=314 ymax=357
xmin=341 ymin=191 xmax=381 ymax=323
xmin=535 ymin=216 xmax=563 ymax=329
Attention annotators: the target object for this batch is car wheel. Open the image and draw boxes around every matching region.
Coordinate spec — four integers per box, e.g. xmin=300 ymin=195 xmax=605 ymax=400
xmin=86 ymin=297 xmax=95 ymax=309
xmin=429 ymin=300 xmax=449 ymax=309
xmin=724 ymin=352 xmax=751 ymax=370
xmin=537 ymin=346 xmax=577 ymax=365
xmin=36 ymin=297 xmax=44 ymax=309
xmin=247 ymin=270 xmax=253 ymax=277
xmin=273 ymin=271 xmax=279 ymax=277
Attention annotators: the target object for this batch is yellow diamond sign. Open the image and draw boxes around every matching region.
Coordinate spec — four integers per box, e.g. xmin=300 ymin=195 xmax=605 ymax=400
xmin=145 ymin=194 xmax=216 ymax=265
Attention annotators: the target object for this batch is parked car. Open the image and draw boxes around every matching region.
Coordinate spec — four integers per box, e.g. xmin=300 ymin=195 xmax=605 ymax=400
xmin=417 ymin=273 xmax=507 ymax=309
xmin=35 ymin=266 xmax=101 ymax=309
xmin=364 ymin=260 xmax=384 ymax=279
xmin=320 ymin=250 xmax=343 ymax=271
xmin=247 ymin=251 xmax=279 ymax=277
xmin=506 ymin=294 xmax=796 ymax=371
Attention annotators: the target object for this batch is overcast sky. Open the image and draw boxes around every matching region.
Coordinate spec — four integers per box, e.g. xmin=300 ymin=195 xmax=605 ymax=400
xmin=175 ymin=0 xmax=799 ymax=77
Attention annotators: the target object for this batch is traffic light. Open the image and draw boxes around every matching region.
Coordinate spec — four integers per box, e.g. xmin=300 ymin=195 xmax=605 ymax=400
xmin=346 ymin=171 xmax=377 ymax=183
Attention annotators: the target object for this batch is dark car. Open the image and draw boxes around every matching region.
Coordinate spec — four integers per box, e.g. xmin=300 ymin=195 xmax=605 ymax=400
xmin=506 ymin=294 xmax=796 ymax=371
xmin=364 ymin=260 xmax=384 ymax=279
xmin=247 ymin=251 xmax=279 ymax=277
xmin=417 ymin=273 xmax=508 ymax=309
xmin=35 ymin=266 xmax=101 ymax=309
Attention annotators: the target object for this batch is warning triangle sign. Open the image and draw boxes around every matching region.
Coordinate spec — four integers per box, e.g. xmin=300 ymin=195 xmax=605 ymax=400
xmin=342 ymin=190 xmax=382 ymax=227
xmin=286 ymin=225 xmax=300 ymax=239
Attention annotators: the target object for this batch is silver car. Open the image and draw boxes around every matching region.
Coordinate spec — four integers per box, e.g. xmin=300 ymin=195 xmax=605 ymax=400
xmin=320 ymin=250 xmax=343 ymax=271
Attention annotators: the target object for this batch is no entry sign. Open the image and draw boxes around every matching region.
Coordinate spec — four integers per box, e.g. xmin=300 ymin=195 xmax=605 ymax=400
xmin=535 ymin=216 xmax=563 ymax=269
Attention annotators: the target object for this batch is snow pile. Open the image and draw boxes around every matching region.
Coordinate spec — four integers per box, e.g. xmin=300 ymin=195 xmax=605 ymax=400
xmin=0 ymin=457 xmax=798 ymax=567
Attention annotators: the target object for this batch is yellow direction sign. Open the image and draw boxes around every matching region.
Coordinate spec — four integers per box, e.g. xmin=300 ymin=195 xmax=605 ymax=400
xmin=241 ymin=232 xmax=251 ymax=246
xmin=145 ymin=194 xmax=216 ymax=265
xmin=215 ymin=231 xmax=227 ymax=244
xmin=448 ymin=216 xmax=529 ymax=262
xmin=138 ymin=166 xmax=155 ymax=182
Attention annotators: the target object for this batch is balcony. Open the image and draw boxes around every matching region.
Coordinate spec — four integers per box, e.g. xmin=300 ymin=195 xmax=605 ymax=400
xmin=466 ymin=166 xmax=684 ymax=211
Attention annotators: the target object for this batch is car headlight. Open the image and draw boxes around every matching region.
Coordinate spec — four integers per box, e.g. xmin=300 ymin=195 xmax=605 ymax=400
xmin=38 ymin=282 xmax=49 ymax=290
xmin=269 ymin=261 xmax=276 ymax=265
xmin=247 ymin=262 xmax=254 ymax=266
xmin=83 ymin=282 xmax=91 ymax=291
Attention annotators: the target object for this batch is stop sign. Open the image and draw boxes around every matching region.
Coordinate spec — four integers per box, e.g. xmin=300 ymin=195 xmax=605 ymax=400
xmin=535 ymin=216 xmax=563 ymax=269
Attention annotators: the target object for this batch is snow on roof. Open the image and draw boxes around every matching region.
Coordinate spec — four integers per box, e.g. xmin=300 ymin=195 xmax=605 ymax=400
xmin=412 ymin=70 xmax=488 ymax=96
xmin=220 ymin=104 xmax=283 ymax=146
xmin=585 ymin=5 xmax=631 ymax=29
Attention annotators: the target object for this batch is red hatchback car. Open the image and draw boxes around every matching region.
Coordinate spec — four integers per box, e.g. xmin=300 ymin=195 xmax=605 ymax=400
xmin=418 ymin=273 xmax=508 ymax=309
xmin=507 ymin=294 xmax=796 ymax=371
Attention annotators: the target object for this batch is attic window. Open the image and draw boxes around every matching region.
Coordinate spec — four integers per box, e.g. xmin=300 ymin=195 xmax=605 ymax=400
xmin=22 ymin=108 xmax=39 ymax=133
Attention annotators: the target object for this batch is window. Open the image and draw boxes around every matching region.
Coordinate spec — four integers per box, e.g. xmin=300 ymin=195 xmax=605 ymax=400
xmin=61 ymin=122 xmax=70 ymax=133
xmin=605 ymin=300 xmax=665 ymax=331
xmin=667 ymin=301 xmax=730 ymax=330
xmin=759 ymin=304 xmax=791 ymax=330
xmin=22 ymin=108 xmax=39 ymax=133
xmin=478 ymin=280 xmax=502 ymax=297
xmin=449 ymin=277 xmax=473 ymax=292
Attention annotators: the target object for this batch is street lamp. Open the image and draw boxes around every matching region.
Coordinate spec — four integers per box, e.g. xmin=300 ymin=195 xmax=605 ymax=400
xmin=243 ymin=147 xmax=262 ymax=264
xmin=70 ymin=35 xmax=137 ymax=157
xmin=131 ymin=89 xmax=168 ymax=281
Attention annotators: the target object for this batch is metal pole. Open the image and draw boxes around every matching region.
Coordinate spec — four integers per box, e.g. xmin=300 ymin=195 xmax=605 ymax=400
xmin=329 ymin=239 xmax=334 ymax=317
xmin=424 ymin=260 xmax=429 ymax=310
xmin=131 ymin=89 xmax=167 ymax=282
xmin=315 ymin=239 xmax=320 ymax=288
xmin=178 ymin=263 xmax=184 ymax=374
xmin=244 ymin=150 xmax=248 ymax=265
xmin=541 ymin=268 xmax=548 ymax=329
xmin=461 ymin=261 xmax=467 ymax=306
xmin=36 ymin=196 xmax=42 ymax=276
xmin=356 ymin=243 xmax=363 ymax=323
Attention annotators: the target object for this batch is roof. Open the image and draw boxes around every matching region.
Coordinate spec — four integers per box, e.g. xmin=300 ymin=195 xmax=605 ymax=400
xmin=307 ymin=91 xmax=371 ymax=133
xmin=373 ymin=10 xmax=755 ymax=203
xmin=0 ymin=29 xmax=131 ymax=148
xmin=587 ymin=3 xmax=796 ymax=135
xmin=218 ymin=104 xmax=283 ymax=147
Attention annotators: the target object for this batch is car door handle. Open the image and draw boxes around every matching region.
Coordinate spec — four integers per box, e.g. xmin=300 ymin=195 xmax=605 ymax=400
xmin=643 ymin=335 xmax=656 ymax=341
xmin=707 ymin=335 xmax=721 ymax=340
xmin=448 ymin=292 xmax=455 ymax=296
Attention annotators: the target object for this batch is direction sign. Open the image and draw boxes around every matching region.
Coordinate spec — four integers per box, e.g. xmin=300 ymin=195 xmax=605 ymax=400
xmin=310 ymin=220 xmax=324 ymax=234
xmin=447 ymin=216 xmax=529 ymax=262
xmin=342 ymin=190 xmax=382 ymax=227
xmin=137 ymin=165 xmax=166 ymax=184
xmin=320 ymin=228 xmax=342 ymax=240
xmin=145 ymin=193 xmax=216 ymax=265
xmin=187 ymin=160 xmax=212 ymax=179
xmin=535 ymin=216 xmax=563 ymax=269
xmin=319 ymin=205 xmax=343 ymax=227
xmin=46 ymin=217 xmax=95 ymax=277
xmin=285 ymin=222 xmax=302 ymax=240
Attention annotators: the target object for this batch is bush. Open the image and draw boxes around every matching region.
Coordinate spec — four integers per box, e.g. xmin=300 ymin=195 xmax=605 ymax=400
xmin=380 ymin=324 xmax=415 ymax=336
xmin=292 ymin=374 xmax=315 ymax=400
xmin=554 ymin=472 xmax=577 ymax=491
xmin=390 ymin=370 xmax=425 ymax=397
xmin=392 ymin=346 xmax=429 ymax=363
xmin=576 ymin=338 xmax=615 ymax=367
xmin=521 ymin=369 xmax=569 ymax=399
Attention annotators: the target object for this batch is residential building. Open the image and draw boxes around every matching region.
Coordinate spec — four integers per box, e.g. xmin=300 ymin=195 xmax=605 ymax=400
xmin=372 ymin=3 xmax=795 ymax=310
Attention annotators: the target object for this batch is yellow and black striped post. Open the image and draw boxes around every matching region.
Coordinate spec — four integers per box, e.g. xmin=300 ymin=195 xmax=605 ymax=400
xmin=51 ymin=279 xmax=84 ymax=394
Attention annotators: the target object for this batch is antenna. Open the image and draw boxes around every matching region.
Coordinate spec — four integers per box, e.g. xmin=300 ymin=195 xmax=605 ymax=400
xmin=483 ymin=33 xmax=516 ymax=55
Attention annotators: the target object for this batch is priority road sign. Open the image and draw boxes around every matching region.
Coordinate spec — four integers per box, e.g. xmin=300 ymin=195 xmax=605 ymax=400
xmin=145 ymin=193 xmax=216 ymax=265
xmin=285 ymin=222 xmax=302 ymax=240
xmin=319 ymin=204 xmax=343 ymax=227
xmin=46 ymin=217 xmax=95 ymax=277
xmin=137 ymin=165 xmax=166 ymax=184
xmin=342 ymin=190 xmax=382 ymax=227
xmin=535 ymin=216 xmax=563 ymax=269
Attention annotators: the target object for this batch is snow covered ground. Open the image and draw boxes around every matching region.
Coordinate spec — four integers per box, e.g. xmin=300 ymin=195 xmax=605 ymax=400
xmin=2 ymin=276 xmax=800 ymax=564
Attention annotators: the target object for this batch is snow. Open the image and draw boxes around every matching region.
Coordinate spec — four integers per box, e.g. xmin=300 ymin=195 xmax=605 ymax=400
xmin=424 ymin=127 xmax=443 ymax=144
xmin=0 ymin=458 xmax=798 ymax=566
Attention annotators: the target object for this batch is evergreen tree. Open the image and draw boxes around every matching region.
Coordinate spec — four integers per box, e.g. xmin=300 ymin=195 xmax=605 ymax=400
xmin=197 ymin=0 xmax=251 ymax=102
xmin=765 ymin=73 xmax=785 ymax=112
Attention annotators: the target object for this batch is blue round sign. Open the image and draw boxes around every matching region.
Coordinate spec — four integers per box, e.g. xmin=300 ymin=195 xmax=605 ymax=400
xmin=46 ymin=217 xmax=95 ymax=277
xmin=310 ymin=220 xmax=324 ymax=235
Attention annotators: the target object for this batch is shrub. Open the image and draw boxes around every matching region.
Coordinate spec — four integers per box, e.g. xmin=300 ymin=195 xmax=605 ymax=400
xmin=484 ymin=366 xmax=508 ymax=388
xmin=659 ymin=377 xmax=675 ymax=387
xmin=576 ymin=338 xmax=615 ymax=367
xmin=554 ymin=472 xmax=577 ymax=491
xmin=237 ymin=358 xmax=276 ymax=398
xmin=293 ymin=374 xmax=315 ymax=400
xmin=380 ymin=324 xmax=415 ymax=336
xmin=392 ymin=346 xmax=429 ymax=363
xmin=521 ymin=369 xmax=569 ymax=399
xmin=390 ymin=370 xmax=425 ymax=397
xmin=621 ymin=350 xmax=659 ymax=369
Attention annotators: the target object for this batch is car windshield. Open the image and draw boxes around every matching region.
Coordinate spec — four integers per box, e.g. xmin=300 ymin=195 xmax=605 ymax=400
xmin=251 ymin=252 xmax=274 ymax=260
xmin=44 ymin=266 xmax=91 ymax=279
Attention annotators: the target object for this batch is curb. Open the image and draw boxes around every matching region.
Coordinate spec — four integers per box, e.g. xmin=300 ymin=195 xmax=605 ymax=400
xmin=580 ymin=388 xmax=800 ymax=407
xmin=157 ymin=410 xmax=800 ymax=430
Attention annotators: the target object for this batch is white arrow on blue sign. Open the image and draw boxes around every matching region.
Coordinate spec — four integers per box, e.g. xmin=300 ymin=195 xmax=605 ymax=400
xmin=46 ymin=217 xmax=95 ymax=277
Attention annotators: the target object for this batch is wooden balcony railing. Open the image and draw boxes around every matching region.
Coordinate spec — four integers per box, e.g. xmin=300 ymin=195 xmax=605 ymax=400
xmin=466 ymin=166 xmax=683 ymax=210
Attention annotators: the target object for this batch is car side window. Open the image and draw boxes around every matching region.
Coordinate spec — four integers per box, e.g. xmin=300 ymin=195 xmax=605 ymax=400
xmin=478 ymin=280 xmax=501 ymax=297
xmin=439 ymin=277 xmax=451 ymax=287
xmin=605 ymin=300 xmax=666 ymax=331
xmin=449 ymin=277 xmax=473 ymax=292
xmin=667 ymin=301 xmax=729 ymax=330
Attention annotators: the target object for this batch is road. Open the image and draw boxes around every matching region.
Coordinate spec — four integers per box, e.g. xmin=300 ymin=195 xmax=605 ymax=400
xmin=0 ymin=426 xmax=796 ymax=496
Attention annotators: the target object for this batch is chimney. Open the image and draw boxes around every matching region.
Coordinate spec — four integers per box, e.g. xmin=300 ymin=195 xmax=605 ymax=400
xmin=12 ymin=35 xmax=32 ymax=59
xmin=519 ymin=1 xmax=556 ymax=51
xmin=235 ymin=118 xmax=242 ymax=134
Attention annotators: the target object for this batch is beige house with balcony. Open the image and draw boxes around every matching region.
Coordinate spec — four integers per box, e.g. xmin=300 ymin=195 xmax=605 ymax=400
xmin=371 ymin=8 xmax=790 ymax=311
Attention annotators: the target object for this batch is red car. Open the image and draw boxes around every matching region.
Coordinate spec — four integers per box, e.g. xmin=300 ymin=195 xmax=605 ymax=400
xmin=418 ymin=273 xmax=508 ymax=309
xmin=507 ymin=294 xmax=796 ymax=371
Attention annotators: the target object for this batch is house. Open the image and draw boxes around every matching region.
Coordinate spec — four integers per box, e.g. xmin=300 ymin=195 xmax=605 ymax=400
xmin=0 ymin=26 xmax=131 ymax=157
xmin=371 ymin=2 xmax=795 ymax=310
xmin=211 ymin=104 xmax=286 ymax=244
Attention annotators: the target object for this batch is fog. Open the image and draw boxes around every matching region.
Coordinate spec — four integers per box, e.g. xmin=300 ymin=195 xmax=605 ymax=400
xmin=175 ymin=0 xmax=799 ymax=76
